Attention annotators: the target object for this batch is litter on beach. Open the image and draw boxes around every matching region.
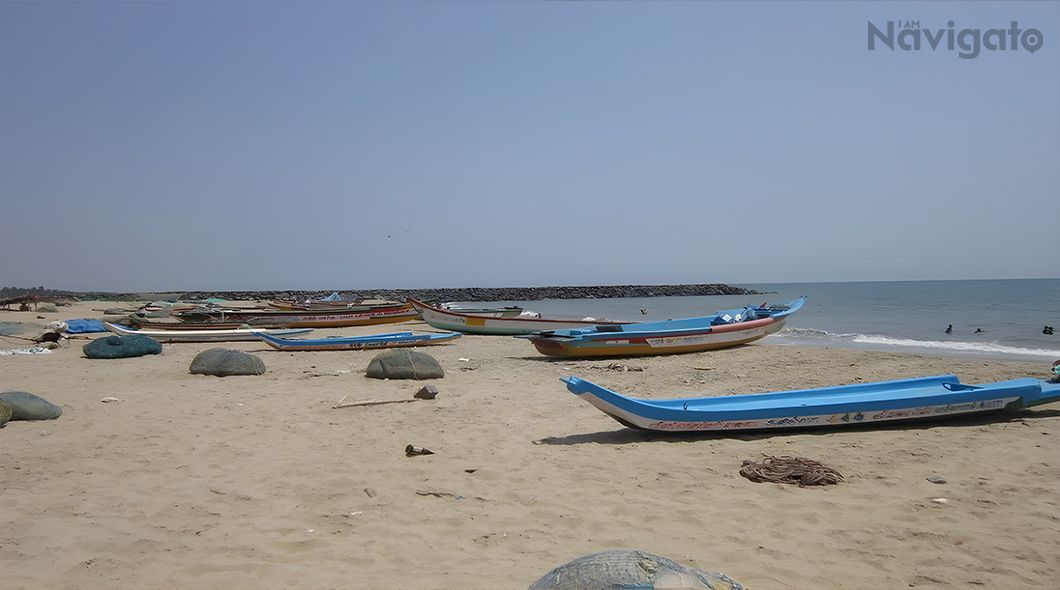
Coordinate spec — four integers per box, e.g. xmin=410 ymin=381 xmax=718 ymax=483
xmin=0 ymin=346 xmax=53 ymax=355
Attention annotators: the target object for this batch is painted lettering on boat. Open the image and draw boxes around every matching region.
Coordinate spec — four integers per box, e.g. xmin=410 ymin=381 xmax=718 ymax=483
xmin=291 ymin=308 xmax=411 ymax=320
xmin=764 ymin=416 xmax=821 ymax=427
xmin=636 ymin=397 xmax=1020 ymax=431
xmin=871 ymin=398 xmax=1011 ymax=421
xmin=425 ymin=309 xmax=468 ymax=325
xmin=644 ymin=329 xmax=761 ymax=348
xmin=827 ymin=412 xmax=866 ymax=424
xmin=647 ymin=335 xmax=711 ymax=348
xmin=648 ymin=419 xmax=762 ymax=431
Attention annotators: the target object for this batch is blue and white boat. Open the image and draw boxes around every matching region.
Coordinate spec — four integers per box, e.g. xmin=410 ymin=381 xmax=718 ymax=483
xmin=561 ymin=374 xmax=1060 ymax=432
xmin=522 ymin=297 xmax=805 ymax=357
xmin=254 ymin=330 xmax=461 ymax=351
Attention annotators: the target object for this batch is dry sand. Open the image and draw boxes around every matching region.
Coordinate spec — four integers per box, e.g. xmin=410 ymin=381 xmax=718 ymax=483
xmin=1 ymin=301 xmax=1058 ymax=589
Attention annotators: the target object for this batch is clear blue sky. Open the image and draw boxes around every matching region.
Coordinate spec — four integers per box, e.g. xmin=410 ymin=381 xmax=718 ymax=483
xmin=2 ymin=1 xmax=1058 ymax=292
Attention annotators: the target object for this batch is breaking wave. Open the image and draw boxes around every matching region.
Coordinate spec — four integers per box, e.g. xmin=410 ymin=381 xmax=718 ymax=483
xmin=851 ymin=334 xmax=1059 ymax=359
xmin=768 ymin=328 xmax=1060 ymax=361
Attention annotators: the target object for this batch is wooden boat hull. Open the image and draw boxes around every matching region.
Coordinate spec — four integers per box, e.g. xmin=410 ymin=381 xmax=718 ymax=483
xmin=103 ymin=322 xmax=314 ymax=343
xmin=522 ymin=298 xmax=804 ymax=357
xmin=155 ymin=303 xmax=418 ymax=329
xmin=526 ymin=316 xmax=792 ymax=357
xmin=267 ymin=301 xmax=353 ymax=311
xmin=407 ymin=298 xmax=629 ymax=335
xmin=266 ymin=298 xmax=391 ymax=311
xmin=562 ymin=375 xmax=1060 ymax=432
xmin=254 ymin=331 xmax=461 ymax=351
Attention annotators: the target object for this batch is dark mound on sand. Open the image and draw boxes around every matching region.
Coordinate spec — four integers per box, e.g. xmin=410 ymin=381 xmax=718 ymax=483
xmin=83 ymin=335 xmax=163 ymax=359
xmin=366 ymin=349 xmax=444 ymax=380
xmin=190 ymin=348 xmax=266 ymax=377
xmin=0 ymin=391 xmax=63 ymax=423
xmin=529 ymin=549 xmax=743 ymax=590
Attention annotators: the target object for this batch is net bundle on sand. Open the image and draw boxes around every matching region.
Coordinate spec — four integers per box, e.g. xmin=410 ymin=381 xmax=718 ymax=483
xmin=739 ymin=455 xmax=844 ymax=486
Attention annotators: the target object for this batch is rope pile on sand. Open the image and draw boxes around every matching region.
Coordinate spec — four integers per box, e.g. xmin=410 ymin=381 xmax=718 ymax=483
xmin=739 ymin=455 xmax=844 ymax=486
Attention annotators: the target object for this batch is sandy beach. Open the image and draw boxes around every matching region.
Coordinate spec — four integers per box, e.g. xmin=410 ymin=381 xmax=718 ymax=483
xmin=1 ymin=300 xmax=1058 ymax=590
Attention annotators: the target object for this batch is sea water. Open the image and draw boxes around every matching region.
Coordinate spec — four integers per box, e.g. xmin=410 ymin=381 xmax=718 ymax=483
xmin=465 ymin=279 xmax=1060 ymax=364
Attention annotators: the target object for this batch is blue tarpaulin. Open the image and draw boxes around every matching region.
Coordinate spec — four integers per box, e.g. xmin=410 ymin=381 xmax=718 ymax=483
xmin=64 ymin=319 xmax=108 ymax=333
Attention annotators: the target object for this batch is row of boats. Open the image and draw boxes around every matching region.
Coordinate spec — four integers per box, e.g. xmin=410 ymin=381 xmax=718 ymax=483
xmin=106 ymin=293 xmax=1060 ymax=433
xmin=120 ymin=295 xmax=808 ymax=357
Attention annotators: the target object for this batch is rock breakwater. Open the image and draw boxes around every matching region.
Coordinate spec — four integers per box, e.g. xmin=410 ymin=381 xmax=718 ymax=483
xmin=2 ymin=284 xmax=758 ymax=303
xmin=169 ymin=284 xmax=758 ymax=303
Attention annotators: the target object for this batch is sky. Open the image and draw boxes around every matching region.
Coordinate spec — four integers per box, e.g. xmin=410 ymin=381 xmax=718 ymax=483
xmin=1 ymin=1 xmax=1058 ymax=292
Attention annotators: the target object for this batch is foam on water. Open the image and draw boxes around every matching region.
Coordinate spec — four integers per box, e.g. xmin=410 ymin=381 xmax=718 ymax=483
xmin=852 ymin=334 xmax=1059 ymax=358
xmin=768 ymin=327 xmax=1060 ymax=363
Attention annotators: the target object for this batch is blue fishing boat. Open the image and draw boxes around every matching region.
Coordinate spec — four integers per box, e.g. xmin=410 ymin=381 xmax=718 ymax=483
xmin=521 ymin=297 xmax=805 ymax=357
xmin=254 ymin=330 xmax=460 ymax=351
xmin=561 ymin=374 xmax=1060 ymax=432
xmin=104 ymin=322 xmax=314 ymax=343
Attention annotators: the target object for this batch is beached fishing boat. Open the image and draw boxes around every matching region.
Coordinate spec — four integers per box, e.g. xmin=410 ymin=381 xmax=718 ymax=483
xmin=134 ymin=301 xmax=418 ymax=329
xmin=254 ymin=330 xmax=461 ymax=351
xmin=266 ymin=293 xmax=386 ymax=311
xmin=103 ymin=322 xmax=314 ymax=343
xmin=562 ymin=374 xmax=1060 ymax=432
xmin=520 ymin=297 xmax=804 ymax=357
xmin=407 ymin=297 xmax=631 ymax=336
xmin=439 ymin=303 xmax=525 ymax=317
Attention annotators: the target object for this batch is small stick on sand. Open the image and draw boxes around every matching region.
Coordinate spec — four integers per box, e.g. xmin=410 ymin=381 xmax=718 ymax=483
xmin=332 ymin=385 xmax=439 ymax=409
xmin=334 ymin=398 xmax=422 ymax=409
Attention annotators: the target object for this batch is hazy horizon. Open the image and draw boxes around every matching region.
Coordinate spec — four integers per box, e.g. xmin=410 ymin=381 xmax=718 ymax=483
xmin=3 ymin=277 xmax=1057 ymax=297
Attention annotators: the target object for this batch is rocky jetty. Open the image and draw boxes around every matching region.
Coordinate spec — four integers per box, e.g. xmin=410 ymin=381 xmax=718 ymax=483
xmin=1 ymin=283 xmax=759 ymax=303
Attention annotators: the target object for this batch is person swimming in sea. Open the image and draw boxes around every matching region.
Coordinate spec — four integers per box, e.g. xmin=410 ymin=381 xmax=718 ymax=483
xmin=946 ymin=325 xmax=952 ymax=334
xmin=1045 ymin=326 xmax=1055 ymax=335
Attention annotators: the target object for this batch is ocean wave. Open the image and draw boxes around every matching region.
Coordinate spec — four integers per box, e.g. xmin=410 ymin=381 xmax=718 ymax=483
xmin=851 ymin=334 xmax=1060 ymax=358
xmin=771 ymin=328 xmax=1060 ymax=359
xmin=781 ymin=327 xmax=851 ymax=338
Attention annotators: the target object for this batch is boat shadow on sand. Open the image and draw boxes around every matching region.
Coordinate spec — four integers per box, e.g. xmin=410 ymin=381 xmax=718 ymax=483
xmin=533 ymin=407 xmax=1060 ymax=446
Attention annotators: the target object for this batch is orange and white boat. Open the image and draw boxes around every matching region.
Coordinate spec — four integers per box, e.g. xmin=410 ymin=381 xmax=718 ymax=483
xmin=519 ymin=297 xmax=805 ymax=357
